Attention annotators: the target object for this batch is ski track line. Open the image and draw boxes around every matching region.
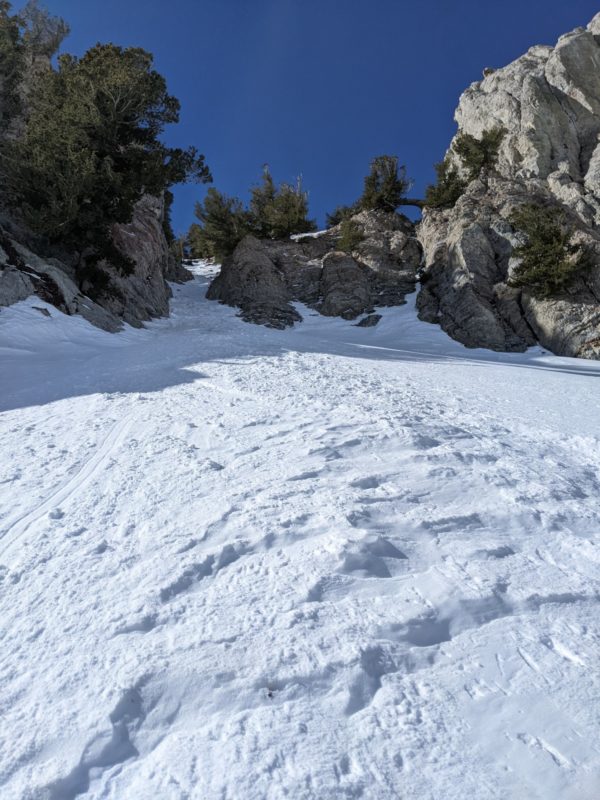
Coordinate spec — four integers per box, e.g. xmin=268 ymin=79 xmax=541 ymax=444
xmin=0 ymin=415 xmax=133 ymax=563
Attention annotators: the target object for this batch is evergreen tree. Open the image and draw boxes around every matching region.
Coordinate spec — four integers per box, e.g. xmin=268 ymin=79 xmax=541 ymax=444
xmin=187 ymin=223 xmax=213 ymax=260
xmin=508 ymin=204 xmax=594 ymax=298
xmin=359 ymin=155 xmax=410 ymax=212
xmin=193 ymin=188 xmax=251 ymax=261
xmin=248 ymin=165 xmax=277 ymax=238
xmin=1 ymin=42 xmax=211 ymax=275
xmin=249 ymin=167 xmax=316 ymax=239
xmin=337 ymin=219 xmax=364 ymax=253
xmin=0 ymin=1 xmax=68 ymax=133
xmin=190 ymin=167 xmax=316 ymax=260
xmin=0 ymin=2 xmax=26 ymax=129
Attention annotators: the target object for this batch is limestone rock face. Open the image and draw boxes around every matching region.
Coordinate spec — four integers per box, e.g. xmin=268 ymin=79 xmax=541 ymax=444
xmin=206 ymin=211 xmax=421 ymax=327
xmin=417 ymin=15 xmax=600 ymax=358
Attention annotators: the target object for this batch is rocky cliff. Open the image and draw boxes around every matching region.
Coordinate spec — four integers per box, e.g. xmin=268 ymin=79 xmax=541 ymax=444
xmin=417 ymin=14 xmax=600 ymax=358
xmin=206 ymin=210 xmax=421 ymax=328
xmin=0 ymin=193 xmax=189 ymax=331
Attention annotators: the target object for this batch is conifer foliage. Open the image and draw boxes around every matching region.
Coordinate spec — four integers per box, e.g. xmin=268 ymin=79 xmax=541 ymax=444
xmin=336 ymin=219 xmax=364 ymax=253
xmin=508 ymin=204 xmax=594 ymax=298
xmin=0 ymin=4 xmax=211 ymax=276
xmin=188 ymin=166 xmax=316 ymax=260
xmin=325 ymin=156 xmax=412 ymax=228
xmin=0 ymin=1 xmax=69 ymax=132
xmin=424 ymin=127 xmax=506 ymax=209
xmin=359 ymin=155 xmax=410 ymax=213
xmin=424 ymin=160 xmax=466 ymax=209
xmin=249 ymin=167 xmax=316 ymax=240
xmin=326 ymin=204 xmax=360 ymax=228
xmin=192 ymin=189 xmax=252 ymax=262
xmin=453 ymin=126 xmax=506 ymax=182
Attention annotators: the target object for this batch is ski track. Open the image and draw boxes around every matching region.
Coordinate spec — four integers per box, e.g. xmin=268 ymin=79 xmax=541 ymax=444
xmin=1 ymin=263 xmax=600 ymax=799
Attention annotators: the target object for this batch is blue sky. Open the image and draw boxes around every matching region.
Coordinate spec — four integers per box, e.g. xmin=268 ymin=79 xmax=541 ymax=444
xmin=13 ymin=0 xmax=600 ymax=233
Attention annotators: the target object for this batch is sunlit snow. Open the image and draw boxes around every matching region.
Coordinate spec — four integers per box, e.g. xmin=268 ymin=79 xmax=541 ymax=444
xmin=1 ymin=263 xmax=599 ymax=799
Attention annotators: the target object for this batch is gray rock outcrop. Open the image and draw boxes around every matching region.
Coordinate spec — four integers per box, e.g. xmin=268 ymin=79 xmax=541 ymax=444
xmin=207 ymin=210 xmax=420 ymax=328
xmin=417 ymin=14 xmax=600 ymax=358
xmin=0 ymin=194 xmax=190 ymax=331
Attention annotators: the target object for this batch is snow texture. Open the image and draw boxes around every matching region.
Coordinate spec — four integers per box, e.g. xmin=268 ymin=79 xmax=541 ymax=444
xmin=1 ymin=263 xmax=599 ymax=799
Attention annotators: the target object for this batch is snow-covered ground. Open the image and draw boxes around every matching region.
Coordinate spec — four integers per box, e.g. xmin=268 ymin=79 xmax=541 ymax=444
xmin=1 ymin=262 xmax=599 ymax=800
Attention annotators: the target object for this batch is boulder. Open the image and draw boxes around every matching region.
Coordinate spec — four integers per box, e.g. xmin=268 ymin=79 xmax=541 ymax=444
xmin=206 ymin=236 xmax=301 ymax=329
xmin=107 ymin=194 xmax=177 ymax=327
xmin=0 ymin=266 xmax=34 ymax=307
xmin=356 ymin=313 xmax=382 ymax=328
xmin=0 ymin=233 xmax=121 ymax=331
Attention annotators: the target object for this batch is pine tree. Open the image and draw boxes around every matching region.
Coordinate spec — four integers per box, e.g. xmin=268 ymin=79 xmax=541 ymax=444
xmin=508 ymin=204 xmax=594 ymax=298
xmin=248 ymin=165 xmax=277 ymax=238
xmin=249 ymin=167 xmax=316 ymax=239
xmin=0 ymin=41 xmax=211 ymax=275
xmin=193 ymin=188 xmax=251 ymax=261
xmin=453 ymin=126 xmax=506 ymax=181
xmin=326 ymin=203 xmax=360 ymax=227
xmin=359 ymin=155 xmax=410 ymax=213
xmin=337 ymin=219 xmax=364 ymax=253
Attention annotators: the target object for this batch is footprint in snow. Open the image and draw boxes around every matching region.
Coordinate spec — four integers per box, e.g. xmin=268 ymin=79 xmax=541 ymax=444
xmin=65 ymin=526 xmax=87 ymax=538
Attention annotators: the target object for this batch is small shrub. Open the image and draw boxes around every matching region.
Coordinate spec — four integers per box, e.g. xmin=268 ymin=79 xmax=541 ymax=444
xmin=337 ymin=219 xmax=364 ymax=253
xmin=425 ymin=159 xmax=467 ymax=208
xmin=326 ymin=203 xmax=360 ymax=228
xmin=508 ymin=204 xmax=594 ymax=298
xmin=453 ymin=126 xmax=506 ymax=181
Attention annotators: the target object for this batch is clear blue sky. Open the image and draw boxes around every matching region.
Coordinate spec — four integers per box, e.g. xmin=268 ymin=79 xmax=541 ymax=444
xmin=13 ymin=0 xmax=600 ymax=233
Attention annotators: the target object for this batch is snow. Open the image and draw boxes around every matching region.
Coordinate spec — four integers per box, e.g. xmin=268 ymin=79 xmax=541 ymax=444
xmin=1 ymin=262 xmax=599 ymax=799
xmin=290 ymin=229 xmax=329 ymax=240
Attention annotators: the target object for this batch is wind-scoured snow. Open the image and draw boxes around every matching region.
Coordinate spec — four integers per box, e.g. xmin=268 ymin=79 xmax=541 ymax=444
xmin=1 ymin=263 xmax=599 ymax=799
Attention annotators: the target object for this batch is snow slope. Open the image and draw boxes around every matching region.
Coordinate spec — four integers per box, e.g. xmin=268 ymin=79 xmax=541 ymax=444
xmin=1 ymin=263 xmax=599 ymax=799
